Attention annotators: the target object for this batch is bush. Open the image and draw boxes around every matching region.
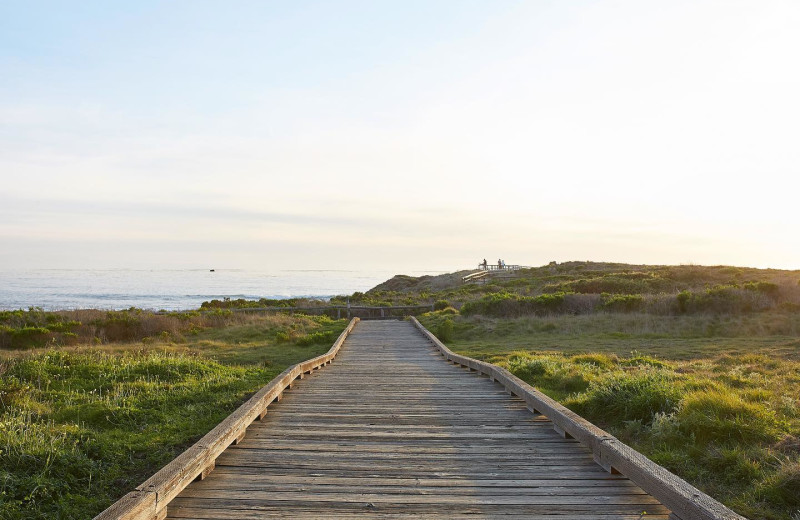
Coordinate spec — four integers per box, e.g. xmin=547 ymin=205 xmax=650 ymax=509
xmin=675 ymin=286 xmax=773 ymax=315
xmin=295 ymin=330 xmax=336 ymax=346
xmin=460 ymin=292 xmax=569 ymax=317
xmin=545 ymin=273 xmax=669 ymax=295
xmin=601 ymin=293 xmax=643 ymax=312
xmin=433 ymin=300 xmax=450 ymax=311
xmin=11 ymin=327 xmax=52 ymax=349
xmin=436 ymin=319 xmax=454 ymax=343
xmin=743 ymin=281 xmax=780 ymax=297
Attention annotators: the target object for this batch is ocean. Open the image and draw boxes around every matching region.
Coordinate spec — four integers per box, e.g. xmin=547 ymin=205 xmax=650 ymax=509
xmin=0 ymin=268 xmax=439 ymax=311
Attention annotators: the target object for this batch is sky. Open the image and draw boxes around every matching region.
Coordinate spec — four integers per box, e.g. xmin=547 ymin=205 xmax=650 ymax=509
xmin=1 ymin=0 xmax=799 ymax=272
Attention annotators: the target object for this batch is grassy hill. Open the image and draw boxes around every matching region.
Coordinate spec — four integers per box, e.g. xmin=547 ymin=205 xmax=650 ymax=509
xmin=347 ymin=261 xmax=800 ymax=314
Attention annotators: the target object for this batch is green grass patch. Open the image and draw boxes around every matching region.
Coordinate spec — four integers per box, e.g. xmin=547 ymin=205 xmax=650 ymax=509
xmin=0 ymin=313 xmax=347 ymax=519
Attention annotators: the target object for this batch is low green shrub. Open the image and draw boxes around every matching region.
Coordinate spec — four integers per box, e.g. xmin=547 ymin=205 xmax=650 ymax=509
xmin=433 ymin=300 xmax=450 ymax=311
xmin=11 ymin=327 xmax=52 ymax=349
xmin=601 ymin=293 xmax=644 ymax=312
xmin=295 ymin=330 xmax=336 ymax=346
xmin=436 ymin=319 xmax=454 ymax=343
xmin=460 ymin=292 xmax=569 ymax=317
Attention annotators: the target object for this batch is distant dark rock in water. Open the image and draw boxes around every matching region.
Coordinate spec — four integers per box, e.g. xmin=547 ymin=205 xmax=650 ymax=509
xmin=210 ymin=269 xmax=215 ymax=272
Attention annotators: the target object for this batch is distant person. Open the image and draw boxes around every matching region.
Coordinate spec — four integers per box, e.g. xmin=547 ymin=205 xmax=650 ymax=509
xmin=497 ymin=259 xmax=502 ymax=269
xmin=482 ymin=258 xmax=488 ymax=269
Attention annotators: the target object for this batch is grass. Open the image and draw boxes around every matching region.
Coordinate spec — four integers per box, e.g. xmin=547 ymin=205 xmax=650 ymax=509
xmin=419 ymin=310 xmax=800 ymax=520
xmin=0 ymin=312 xmax=348 ymax=519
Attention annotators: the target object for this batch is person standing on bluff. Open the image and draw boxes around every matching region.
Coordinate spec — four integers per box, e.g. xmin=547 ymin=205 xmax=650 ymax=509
xmin=497 ymin=259 xmax=502 ymax=269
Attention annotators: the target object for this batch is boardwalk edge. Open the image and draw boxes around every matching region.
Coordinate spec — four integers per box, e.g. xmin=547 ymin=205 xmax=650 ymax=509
xmin=409 ymin=316 xmax=748 ymax=520
xmin=93 ymin=317 xmax=360 ymax=520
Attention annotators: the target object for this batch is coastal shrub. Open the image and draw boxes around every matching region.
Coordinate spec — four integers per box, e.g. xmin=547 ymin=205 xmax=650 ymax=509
xmin=743 ymin=281 xmax=780 ymax=297
xmin=436 ymin=319 xmax=454 ymax=343
xmin=544 ymin=273 xmax=669 ymax=295
xmin=601 ymin=293 xmax=644 ymax=312
xmin=10 ymin=326 xmax=52 ymax=349
xmin=433 ymin=300 xmax=450 ymax=311
xmin=675 ymin=286 xmax=773 ymax=315
xmin=677 ymin=290 xmax=692 ymax=313
xmin=0 ymin=307 xmax=300 ymax=350
xmin=562 ymin=293 xmax=601 ymax=314
xmin=460 ymin=292 xmax=569 ymax=317
xmin=200 ymin=298 xmax=299 ymax=309
xmin=295 ymin=330 xmax=336 ymax=346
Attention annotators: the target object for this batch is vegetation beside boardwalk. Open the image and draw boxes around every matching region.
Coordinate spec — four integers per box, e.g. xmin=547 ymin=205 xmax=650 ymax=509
xmin=3 ymin=260 xmax=800 ymax=519
xmin=0 ymin=311 xmax=348 ymax=519
xmin=397 ymin=261 xmax=800 ymax=520
xmin=418 ymin=309 xmax=800 ymax=520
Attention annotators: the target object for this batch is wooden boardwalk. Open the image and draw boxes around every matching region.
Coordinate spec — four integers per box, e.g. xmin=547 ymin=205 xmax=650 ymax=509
xmin=165 ymin=320 xmax=668 ymax=519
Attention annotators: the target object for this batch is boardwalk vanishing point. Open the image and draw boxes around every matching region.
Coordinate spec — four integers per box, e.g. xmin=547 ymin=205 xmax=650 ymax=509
xmin=98 ymin=319 xmax=746 ymax=520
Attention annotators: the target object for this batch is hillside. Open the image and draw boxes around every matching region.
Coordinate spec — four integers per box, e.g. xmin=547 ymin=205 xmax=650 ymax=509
xmin=338 ymin=261 xmax=800 ymax=317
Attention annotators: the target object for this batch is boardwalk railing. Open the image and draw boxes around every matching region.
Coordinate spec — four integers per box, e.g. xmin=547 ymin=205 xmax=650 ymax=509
xmin=189 ymin=305 xmax=434 ymax=319
xmin=94 ymin=318 xmax=360 ymax=520
xmin=461 ymin=270 xmax=490 ymax=283
xmin=410 ymin=317 xmax=746 ymax=520
xmin=478 ymin=264 xmax=529 ymax=271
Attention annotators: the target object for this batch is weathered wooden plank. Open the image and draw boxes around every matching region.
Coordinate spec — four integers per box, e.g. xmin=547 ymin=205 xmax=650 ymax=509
xmin=168 ymin=497 xmax=669 ymax=514
xmin=173 ymin=490 xmax=665 ymax=505
xmin=187 ymin=481 xmax=647 ymax=495
xmin=168 ymin=507 xmax=669 ymax=520
xmin=175 ymin=473 xmax=636 ymax=489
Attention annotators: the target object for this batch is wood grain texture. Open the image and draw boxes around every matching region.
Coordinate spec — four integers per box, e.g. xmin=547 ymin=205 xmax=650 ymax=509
xmin=165 ymin=320 xmax=671 ymax=519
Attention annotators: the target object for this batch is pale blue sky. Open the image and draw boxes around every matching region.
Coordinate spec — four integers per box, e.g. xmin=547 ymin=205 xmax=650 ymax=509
xmin=2 ymin=1 xmax=799 ymax=271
